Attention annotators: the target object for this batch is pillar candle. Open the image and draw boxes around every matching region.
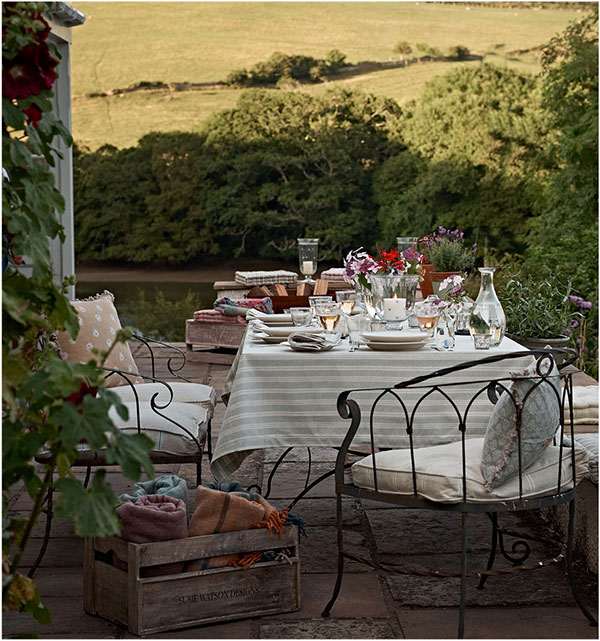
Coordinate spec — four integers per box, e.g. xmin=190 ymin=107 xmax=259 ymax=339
xmin=383 ymin=297 xmax=406 ymax=321
xmin=302 ymin=260 xmax=314 ymax=275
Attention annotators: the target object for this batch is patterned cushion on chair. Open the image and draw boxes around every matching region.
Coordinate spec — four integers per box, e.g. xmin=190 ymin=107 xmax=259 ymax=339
xmin=110 ymin=382 xmax=217 ymax=417
xmin=351 ymin=438 xmax=588 ymax=504
xmin=108 ymin=402 xmax=209 ymax=456
xmin=481 ymin=358 xmax=561 ymax=490
xmin=56 ymin=290 xmax=143 ymax=388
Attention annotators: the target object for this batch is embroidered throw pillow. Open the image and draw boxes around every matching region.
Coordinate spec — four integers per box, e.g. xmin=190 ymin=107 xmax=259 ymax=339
xmin=56 ymin=291 xmax=143 ymax=388
xmin=481 ymin=358 xmax=561 ymax=490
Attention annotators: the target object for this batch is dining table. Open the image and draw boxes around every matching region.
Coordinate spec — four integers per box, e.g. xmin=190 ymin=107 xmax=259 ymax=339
xmin=210 ymin=323 xmax=534 ymax=482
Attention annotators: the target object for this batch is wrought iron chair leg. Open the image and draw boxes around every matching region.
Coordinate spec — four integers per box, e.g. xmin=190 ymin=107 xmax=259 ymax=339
xmin=207 ymin=419 xmax=213 ymax=462
xmin=321 ymin=493 xmax=345 ymax=617
xmin=27 ymin=485 xmax=53 ymax=578
xmin=565 ymin=500 xmax=598 ymax=627
xmin=196 ymin=459 xmax=202 ymax=487
xmin=458 ymin=511 xmax=469 ymax=639
xmin=478 ymin=512 xmax=498 ymax=590
xmin=83 ymin=465 xmax=91 ymax=489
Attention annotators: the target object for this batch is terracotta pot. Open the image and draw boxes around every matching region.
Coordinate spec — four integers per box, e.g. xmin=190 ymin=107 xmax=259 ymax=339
xmin=430 ymin=271 xmax=462 ymax=296
xmin=419 ymin=264 xmax=434 ymax=297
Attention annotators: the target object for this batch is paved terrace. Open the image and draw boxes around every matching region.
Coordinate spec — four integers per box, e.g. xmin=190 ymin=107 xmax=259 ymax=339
xmin=4 ymin=346 xmax=598 ymax=639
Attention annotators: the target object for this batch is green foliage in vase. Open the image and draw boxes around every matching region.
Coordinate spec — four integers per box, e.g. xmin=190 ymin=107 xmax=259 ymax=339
xmin=2 ymin=2 xmax=153 ymax=622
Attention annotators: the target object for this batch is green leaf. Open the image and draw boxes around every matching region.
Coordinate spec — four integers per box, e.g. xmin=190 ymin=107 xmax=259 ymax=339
xmin=2 ymin=97 xmax=25 ymax=129
xmin=9 ymin=139 xmax=33 ymax=168
xmin=104 ymin=432 xmax=155 ymax=481
xmin=54 ymin=472 xmax=121 ymax=537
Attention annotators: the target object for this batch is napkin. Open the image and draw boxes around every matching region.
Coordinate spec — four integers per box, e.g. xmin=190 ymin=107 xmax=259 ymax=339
xmin=563 ymin=386 xmax=599 ymax=425
xmin=287 ymin=332 xmax=341 ymax=352
xmin=246 ymin=308 xmax=271 ymax=321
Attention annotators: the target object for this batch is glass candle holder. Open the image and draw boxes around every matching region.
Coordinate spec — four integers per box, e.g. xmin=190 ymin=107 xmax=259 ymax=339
xmin=368 ymin=274 xmax=406 ymax=329
xmin=298 ymin=238 xmax=319 ymax=284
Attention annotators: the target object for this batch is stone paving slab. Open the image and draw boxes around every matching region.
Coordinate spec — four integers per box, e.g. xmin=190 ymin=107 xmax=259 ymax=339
xmin=300 ymin=527 xmax=370 ymax=573
xmin=366 ymin=508 xmax=530 ymax=556
xmin=271 ymin=573 xmax=389 ymax=620
xmin=282 ymin=497 xmax=362 ymax=527
xmin=258 ymin=620 xmax=398 ymax=639
xmin=396 ymin=606 xmax=598 ymax=638
xmin=385 ymin=552 xmax=576 ymax=607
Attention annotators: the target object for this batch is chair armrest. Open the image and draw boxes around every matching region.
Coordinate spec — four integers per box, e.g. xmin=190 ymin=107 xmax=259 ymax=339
xmin=131 ymin=334 xmax=192 ymax=382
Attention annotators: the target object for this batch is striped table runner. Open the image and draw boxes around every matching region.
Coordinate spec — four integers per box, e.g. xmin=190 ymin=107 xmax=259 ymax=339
xmin=211 ymin=329 xmax=533 ymax=481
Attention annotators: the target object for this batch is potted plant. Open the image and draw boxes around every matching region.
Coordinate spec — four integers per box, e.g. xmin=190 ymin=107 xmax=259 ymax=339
xmin=500 ymin=273 xmax=591 ymax=354
xmin=419 ymin=227 xmax=476 ymax=295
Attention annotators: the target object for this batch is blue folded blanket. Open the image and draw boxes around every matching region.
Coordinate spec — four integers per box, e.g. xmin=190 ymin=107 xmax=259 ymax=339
xmin=119 ymin=474 xmax=188 ymax=512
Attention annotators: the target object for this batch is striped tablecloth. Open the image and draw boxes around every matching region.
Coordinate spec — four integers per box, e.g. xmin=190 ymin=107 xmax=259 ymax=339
xmin=211 ymin=327 xmax=533 ymax=480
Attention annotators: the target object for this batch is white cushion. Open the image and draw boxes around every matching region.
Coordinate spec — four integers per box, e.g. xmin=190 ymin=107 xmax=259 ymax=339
xmin=108 ymin=402 xmax=209 ymax=456
xmin=351 ymin=438 xmax=589 ymax=504
xmin=110 ymin=382 xmax=217 ymax=417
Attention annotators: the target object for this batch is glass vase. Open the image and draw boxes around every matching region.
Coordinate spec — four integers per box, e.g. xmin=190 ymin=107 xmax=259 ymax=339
xmin=468 ymin=267 xmax=506 ymax=347
xmin=404 ymin=274 xmax=421 ymax=321
xmin=368 ymin=274 xmax=406 ymax=329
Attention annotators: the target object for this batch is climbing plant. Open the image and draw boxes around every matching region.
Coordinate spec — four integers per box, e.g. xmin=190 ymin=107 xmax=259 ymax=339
xmin=2 ymin=2 xmax=153 ymax=623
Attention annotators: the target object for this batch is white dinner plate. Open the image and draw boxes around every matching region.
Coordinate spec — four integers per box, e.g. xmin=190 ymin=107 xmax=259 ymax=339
xmin=361 ymin=331 xmax=427 ymax=343
xmin=259 ymin=314 xmax=294 ymax=325
xmin=261 ymin=325 xmax=323 ymax=337
xmin=365 ymin=339 xmax=427 ymax=351
xmin=253 ymin=333 xmax=288 ymax=344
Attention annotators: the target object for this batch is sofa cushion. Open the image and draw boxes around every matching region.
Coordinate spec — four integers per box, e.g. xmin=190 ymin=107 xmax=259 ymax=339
xmin=109 ymin=382 xmax=217 ymax=417
xmin=55 ymin=290 xmax=143 ymax=388
xmin=351 ymin=438 xmax=588 ymax=504
xmin=481 ymin=358 xmax=561 ymax=490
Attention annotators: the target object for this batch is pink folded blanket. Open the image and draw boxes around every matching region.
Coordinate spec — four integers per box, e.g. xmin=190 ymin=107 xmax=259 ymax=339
xmin=117 ymin=494 xmax=187 ymax=543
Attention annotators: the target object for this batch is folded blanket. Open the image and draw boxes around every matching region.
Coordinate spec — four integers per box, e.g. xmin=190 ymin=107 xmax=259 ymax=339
xmin=193 ymin=309 xmax=248 ymax=324
xmin=116 ymin=494 xmax=188 ymax=577
xmin=118 ymin=474 xmax=188 ymax=512
xmin=320 ymin=267 xmax=345 ymax=280
xmin=117 ymin=494 xmax=188 ymax=543
xmin=185 ymin=484 xmax=305 ymax=571
xmin=214 ymin=296 xmax=273 ymax=316
xmin=235 ymin=270 xmax=298 ymax=286
xmin=563 ymin=386 xmax=599 ymax=425
xmin=563 ymin=433 xmax=598 ymax=483
xmin=287 ymin=332 xmax=342 ymax=352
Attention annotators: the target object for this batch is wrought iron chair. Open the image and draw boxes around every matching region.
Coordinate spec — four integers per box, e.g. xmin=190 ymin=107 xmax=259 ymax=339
xmin=31 ymin=336 xmax=216 ymax=576
xmin=321 ymin=348 xmax=597 ymax=637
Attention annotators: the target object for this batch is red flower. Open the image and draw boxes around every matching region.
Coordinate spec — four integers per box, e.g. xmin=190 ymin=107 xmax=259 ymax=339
xmin=65 ymin=382 xmax=98 ymax=411
xmin=23 ymin=104 xmax=42 ymax=128
xmin=3 ymin=39 xmax=58 ymax=100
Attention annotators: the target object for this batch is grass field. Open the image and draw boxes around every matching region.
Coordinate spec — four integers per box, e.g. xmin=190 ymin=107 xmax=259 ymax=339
xmin=70 ymin=2 xmax=588 ymax=150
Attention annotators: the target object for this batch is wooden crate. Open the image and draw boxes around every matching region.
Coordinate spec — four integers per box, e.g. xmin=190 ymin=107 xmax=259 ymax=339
xmin=84 ymin=527 xmax=300 ymax=636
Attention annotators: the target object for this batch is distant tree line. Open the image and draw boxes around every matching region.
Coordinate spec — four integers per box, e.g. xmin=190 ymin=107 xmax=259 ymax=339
xmin=74 ymin=12 xmax=597 ymax=303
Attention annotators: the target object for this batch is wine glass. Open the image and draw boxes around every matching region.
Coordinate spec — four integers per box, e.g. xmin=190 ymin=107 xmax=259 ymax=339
xmin=298 ymin=238 xmax=319 ymax=284
xmin=315 ymin=302 xmax=341 ymax=333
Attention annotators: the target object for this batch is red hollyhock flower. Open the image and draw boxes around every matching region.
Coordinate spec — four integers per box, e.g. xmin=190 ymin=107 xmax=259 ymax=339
xmin=65 ymin=382 xmax=98 ymax=410
xmin=3 ymin=40 xmax=58 ymax=100
xmin=23 ymin=104 xmax=42 ymax=128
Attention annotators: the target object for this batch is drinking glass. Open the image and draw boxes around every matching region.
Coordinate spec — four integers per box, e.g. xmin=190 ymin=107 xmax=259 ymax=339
xmin=308 ymin=295 xmax=333 ymax=320
xmin=335 ymin=290 xmax=357 ymax=315
xmin=346 ymin=313 xmax=370 ymax=351
xmin=298 ymin=238 xmax=319 ymax=284
xmin=315 ymin=302 xmax=341 ymax=333
xmin=414 ymin=299 xmax=441 ymax=338
xmin=289 ymin=307 xmax=312 ymax=327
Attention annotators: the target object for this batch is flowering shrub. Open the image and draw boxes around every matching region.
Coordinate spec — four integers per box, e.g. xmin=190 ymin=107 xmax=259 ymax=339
xmin=419 ymin=226 xmax=476 ymax=272
xmin=2 ymin=3 xmax=153 ymax=623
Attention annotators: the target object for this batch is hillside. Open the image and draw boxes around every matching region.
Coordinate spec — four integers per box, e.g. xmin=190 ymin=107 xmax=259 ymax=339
xmin=70 ymin=2 xmax=588 ymax=150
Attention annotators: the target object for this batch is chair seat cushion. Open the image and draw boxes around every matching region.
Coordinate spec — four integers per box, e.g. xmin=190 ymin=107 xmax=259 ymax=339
xmin=108 ymin=402 xmax=209 ymax=456
xmin=351 ymin=438 xmax=589 ymax=504
xmin=109 ymin=382 xmax=217 ymax=417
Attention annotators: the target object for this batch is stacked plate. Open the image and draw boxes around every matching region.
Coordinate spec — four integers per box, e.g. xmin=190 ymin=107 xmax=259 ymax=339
xmin=253 ymin=324 xmax=322 ymax=344
xmin=360 ymin=330 xmax=429 ymax=351
xmin=257 ymin=313 xmax=294 ymax=326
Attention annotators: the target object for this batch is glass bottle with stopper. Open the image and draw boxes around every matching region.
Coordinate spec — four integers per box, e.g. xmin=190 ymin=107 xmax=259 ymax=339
xmin=297 ymin=238 xmax=319 ymax=284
